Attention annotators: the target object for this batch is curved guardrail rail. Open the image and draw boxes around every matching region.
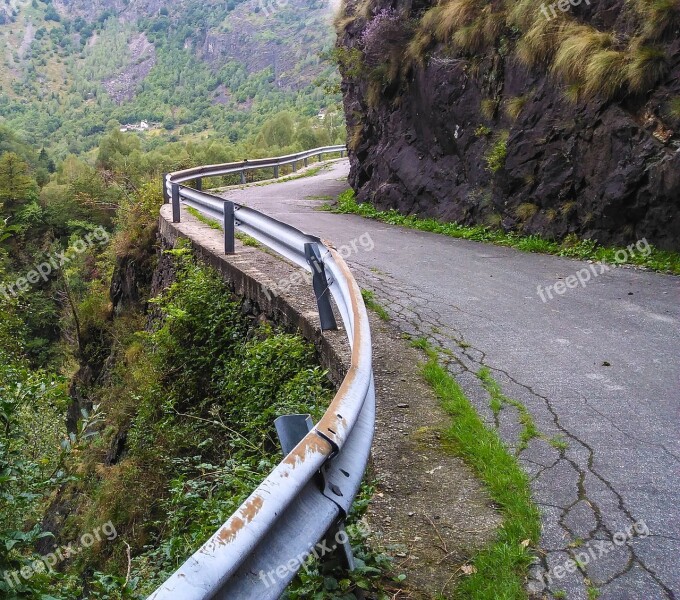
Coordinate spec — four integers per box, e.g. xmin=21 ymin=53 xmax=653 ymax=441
xmin=168 ymin=144 xmax=347 ymax=186
xmin=150 ymin=146 xmax=375 ymax=600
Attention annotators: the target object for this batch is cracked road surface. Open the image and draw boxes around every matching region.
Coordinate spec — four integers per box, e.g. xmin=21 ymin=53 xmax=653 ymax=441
xmin=219 ymin=161 xmax=680 ymax=599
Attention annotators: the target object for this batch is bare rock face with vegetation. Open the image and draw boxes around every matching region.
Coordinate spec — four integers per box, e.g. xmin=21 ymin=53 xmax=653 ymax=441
xmin=336 ymin=0 xmax=680 ymax=250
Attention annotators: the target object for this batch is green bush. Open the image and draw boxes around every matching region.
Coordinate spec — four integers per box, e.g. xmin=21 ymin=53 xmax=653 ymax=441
xmin=485 ymin=131 xmax=509 ymax=173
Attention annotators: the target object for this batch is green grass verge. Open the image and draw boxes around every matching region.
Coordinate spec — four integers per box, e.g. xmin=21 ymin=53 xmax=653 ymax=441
xmin=244 ymin=165 xmax=325 ymax=188
xmin=330 ymin=190 xmax=680 ymax=275
xmin=361 ymin=289 xmax=391 ymax=321
xmin=186 ymin=206 xmax=222 ymax=230
xmin=185 ymin=207 xmax=260 ymax=248
xmin=234 ymin=161 xmax=333 ymax=189
xmin=477 ymin=367 xmax=539 ymax=452
xmin=413 ymin=339 xmax=540 ymax=599
xmin=235 ymin=232 xmax=260 ymax=247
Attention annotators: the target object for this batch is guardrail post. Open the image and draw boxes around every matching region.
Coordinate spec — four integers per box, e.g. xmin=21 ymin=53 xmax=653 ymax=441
xmin=340 ymin=150 xmax=345 ymax=158
xmin=171 ymin=183 xmax=181 ymax=223
xmin=304 ymin=157 xmax=309 ymax=167
xmin=162 ymin=174 xmax=170 ymax=204
xmin=195 ymin=178 xmax=202 ymax=191
xmin=274 ymin=414 xmax=356 ymax=573
xmin=292 ymin=160 xmax=297 ymax=173
xmin=240 ymin=170 xmax=246 ymax=185
xmin=274 ymin=414 xmax=313 ymax=456
xmin=223 ymin=201 xmax=235 ymax=255
xmin=274 ymin=165 xmax=279 ymax=178
xmin=319 ymin=522 xmax=356 ymax=574
xmin=304 ymin=243 xmax=337 ymax=331
xmin=318 ymin=152 xmax=322 ymax=162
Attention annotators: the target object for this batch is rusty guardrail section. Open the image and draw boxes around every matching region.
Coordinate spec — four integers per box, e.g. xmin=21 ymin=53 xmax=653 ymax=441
xmin=150 ymin=147 xmax=375 ymax=600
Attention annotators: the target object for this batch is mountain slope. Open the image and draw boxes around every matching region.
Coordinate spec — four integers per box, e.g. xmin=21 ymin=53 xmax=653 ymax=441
xmin=0 ymin=0 xmax=341 ymax=155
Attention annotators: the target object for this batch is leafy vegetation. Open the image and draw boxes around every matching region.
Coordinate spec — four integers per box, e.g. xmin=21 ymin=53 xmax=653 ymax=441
xmin=45 ymin=247 xmax=338 ymax=597
xmin=331 ymin=190 xmax=680 ymax=274
xmin=484 ymin=131 xmax=509 ymax=173
xmin=0 ymin=93 xmax=395 ymax=598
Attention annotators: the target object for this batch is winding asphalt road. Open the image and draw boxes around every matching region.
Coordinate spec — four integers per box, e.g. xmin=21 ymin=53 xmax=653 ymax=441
xmin=220 ymin=160 xmax=679 ymax=600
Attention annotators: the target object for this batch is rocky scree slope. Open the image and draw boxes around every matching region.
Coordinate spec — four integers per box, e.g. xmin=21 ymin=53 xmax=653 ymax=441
xmin=337 ymin=0 xmax=680 ymax=251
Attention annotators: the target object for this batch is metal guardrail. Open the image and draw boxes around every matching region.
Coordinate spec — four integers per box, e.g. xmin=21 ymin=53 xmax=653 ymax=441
xmin=150 ymin=147 xmax=375 ymax=600
xmin=167 ymin=144 xmax=347 ymax=187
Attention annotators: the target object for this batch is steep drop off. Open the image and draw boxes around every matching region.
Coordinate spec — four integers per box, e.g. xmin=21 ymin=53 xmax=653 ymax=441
xmin=337 ymin=0 xmax=680 ymax=250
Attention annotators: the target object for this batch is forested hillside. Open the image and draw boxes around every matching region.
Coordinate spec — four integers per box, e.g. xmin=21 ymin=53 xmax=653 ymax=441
xmin=0 ymin=0 xmax=343 ymax=156
xmin=0 ymin=1 xmax=359 ymax=596
xmin=0 ymin=122 xmax=381 ymax=598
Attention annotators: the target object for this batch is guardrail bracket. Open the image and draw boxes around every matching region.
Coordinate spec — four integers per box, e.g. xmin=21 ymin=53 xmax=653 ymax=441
xmin=305 ymin=243 xmax=338 ymax=331
xmin=274 ymin=414 xmax=314 ymax=456
xmin=274 ymin=415 xmax=356 ymax=574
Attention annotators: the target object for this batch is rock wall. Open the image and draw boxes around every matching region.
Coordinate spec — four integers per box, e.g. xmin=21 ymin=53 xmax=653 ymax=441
xmin=338 ymin=0 xmax=680 ymax=251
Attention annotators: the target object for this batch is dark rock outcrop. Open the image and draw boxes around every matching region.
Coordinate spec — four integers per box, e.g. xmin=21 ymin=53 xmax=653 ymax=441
xmin=338 ymin=0 xmax=680 ymax=250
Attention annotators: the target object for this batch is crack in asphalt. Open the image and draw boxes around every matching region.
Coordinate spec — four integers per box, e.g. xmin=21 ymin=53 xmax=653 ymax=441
xmin=580 ymin=395 xmax=680 ymax=465
xmin=356 ymin=266 xmax=675 ymax=599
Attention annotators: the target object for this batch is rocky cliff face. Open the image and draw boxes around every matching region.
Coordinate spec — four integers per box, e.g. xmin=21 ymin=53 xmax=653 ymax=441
xmin=337 ymin=0 xmax=680 ymax=250
xmin=195 ymin=0 xmax=335 ymax=90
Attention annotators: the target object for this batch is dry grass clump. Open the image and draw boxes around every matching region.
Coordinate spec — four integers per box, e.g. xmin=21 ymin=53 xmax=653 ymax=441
xmin=515 ymin=202 xmax=539 ymax=221
xmin=415 ymin=0 xmax=505 ymax=55
xmin=481 ymin=98 xmax=498 ymax=119
xmin=505 ymin=95 xmax=528 ymax=120
xmin=668 ymin=98 xmax=680 ymax=119
xmin=380 ymin=0 xmax=673 ymax=103
xmin=582 ymin=50 xmax=630 ymax=100
xmin=404 ymin=29 xmax=434 ymax=68
xmin=552 ymin=26 xmax=616 ymax=82
xmin=635 ymin=0 xmax=680 ymax=39
xmin=418 ymin=0 xmax=505 ymax=57
xmin=627 ymin=43 xmax=669 ymax=93
xmin=348 ymin=124 xmax=364 ymax=151
xmin=428 ymin=0 xmax=482 ymax=42
xmin=506 ymin=0 xmax=542 ymax=29
xmin=452 ymin=8 xmax=505 ymax=53
xmin=516 ymin=16 xmax=569 ymax=67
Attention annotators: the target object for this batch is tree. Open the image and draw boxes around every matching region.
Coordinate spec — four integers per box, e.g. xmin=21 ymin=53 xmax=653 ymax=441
xmin=96 ymin=130 xmax=141 ymax=171
xmin=295 ymin=126 xmax=318 ymax=150
xmin=258 ymin=112 xmax=295 ymax=149
xmin=0 ymin=153 xmax=37 ymax=209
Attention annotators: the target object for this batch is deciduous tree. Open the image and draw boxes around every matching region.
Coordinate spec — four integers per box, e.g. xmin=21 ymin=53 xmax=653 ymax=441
xmin=0 ymin=152 xmax=37 ymax=209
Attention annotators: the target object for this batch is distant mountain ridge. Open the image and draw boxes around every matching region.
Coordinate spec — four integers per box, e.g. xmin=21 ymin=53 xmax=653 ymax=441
xmin=0 ymin=0 xmax=340 ymax=155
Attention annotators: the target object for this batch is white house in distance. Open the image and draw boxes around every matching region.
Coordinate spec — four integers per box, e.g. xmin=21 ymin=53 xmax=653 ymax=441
xmin=120 ymin=121 xmax=153 ymax=133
